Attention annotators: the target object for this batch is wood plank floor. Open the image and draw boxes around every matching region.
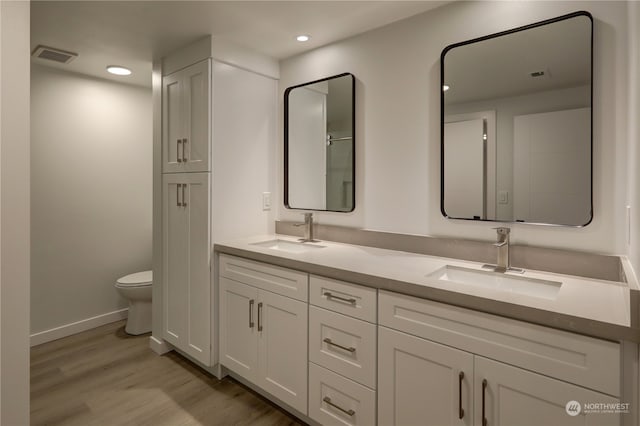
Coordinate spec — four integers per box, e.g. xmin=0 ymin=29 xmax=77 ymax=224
xmin=31 ymin=320 xmax=305 ymax=426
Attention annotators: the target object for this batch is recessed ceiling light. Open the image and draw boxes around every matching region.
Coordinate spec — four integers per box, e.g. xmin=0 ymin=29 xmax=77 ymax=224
xmin=296 ymin=35 xmax=310 ymax=42
xmin=107 ymin=65 xmax=132 ymax=76
xmin=443 ymin=84 xmax=450 ymax=92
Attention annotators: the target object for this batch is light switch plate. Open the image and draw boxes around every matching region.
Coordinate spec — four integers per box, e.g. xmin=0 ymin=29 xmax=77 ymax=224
xmin=498 ymin=190 xmax=509 ymax=204
xmin=262 ymin=192 xmax=271 ymax=211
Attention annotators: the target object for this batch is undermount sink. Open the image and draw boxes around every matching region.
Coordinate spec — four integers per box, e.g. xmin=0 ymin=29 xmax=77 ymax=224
xmin=251 ymin=239 xmax=326 ymax=254
xmin=427 ymin=265 xmax=562 ymax=300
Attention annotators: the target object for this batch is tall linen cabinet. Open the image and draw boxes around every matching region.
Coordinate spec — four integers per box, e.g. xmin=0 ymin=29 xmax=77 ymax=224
xmin=152 ymin=36 xmax=279 ymax=369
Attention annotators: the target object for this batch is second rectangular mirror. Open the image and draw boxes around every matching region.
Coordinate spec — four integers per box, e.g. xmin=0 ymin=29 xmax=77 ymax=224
xmin=441 ymin=11 xmax=593 ymax=226
xmin=285 ymin=73 xmax=355 ymax=212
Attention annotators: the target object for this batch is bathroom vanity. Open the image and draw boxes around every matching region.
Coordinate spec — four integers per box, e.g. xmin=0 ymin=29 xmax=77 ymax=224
xmin=214 ymin=234 xmax=638 ymax=426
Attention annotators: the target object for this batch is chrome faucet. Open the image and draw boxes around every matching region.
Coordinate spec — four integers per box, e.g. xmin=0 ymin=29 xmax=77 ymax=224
xmin=483 ymin=227 xmax=523 ymax=273
xmin=293 ymin=213 xmax=319 ymax=243
xmin=493 ymin=227 xmax=511 ymax=272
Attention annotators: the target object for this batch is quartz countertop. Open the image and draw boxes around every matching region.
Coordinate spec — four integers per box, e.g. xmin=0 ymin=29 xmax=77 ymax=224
xmin=214 ymin=235 xmax=640 ymax=342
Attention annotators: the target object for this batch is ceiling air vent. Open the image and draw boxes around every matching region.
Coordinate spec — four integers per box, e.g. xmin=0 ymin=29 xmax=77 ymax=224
xmin=32 ymin=45 xmax=78 ymax=64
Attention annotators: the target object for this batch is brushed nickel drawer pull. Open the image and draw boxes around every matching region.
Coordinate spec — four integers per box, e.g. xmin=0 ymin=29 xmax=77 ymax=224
xmin=459 ymin=371 xmax=465 ymax=419
xmin=257 ymin=302 xmax=263 ymax=331
xmin=323 ymin=396 xmax=355 ymax=416
xmin=249 ymin=299 xmax=255 ymax=328
xmin=323 ymin=292 xmax=356 ymax=305
xmin=482 ymin=379 xmax=488 ymax=426
xmin=176 ymin=184 xmax=181 ymax=206
xmin=177 ymin=139 xmax=182 ymax=163
xmin=181 ymin=184 xmax=187 ymax=207
xmin=182 ymin=138 xmax=188 ymax=162
xmin=323 ymin=337 xmax=356 ymax=353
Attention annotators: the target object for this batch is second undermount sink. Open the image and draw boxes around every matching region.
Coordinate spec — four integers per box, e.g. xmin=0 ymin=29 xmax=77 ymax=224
xmin=427 ymin=265 xmax=562 ymax=300
xmin=251 ymin=239 xmax=326 ymax=254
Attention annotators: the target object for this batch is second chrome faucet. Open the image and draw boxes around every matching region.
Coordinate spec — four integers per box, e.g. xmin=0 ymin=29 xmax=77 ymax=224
xmin=293 ymin=213 xmax=320 ymax=243
xmin=483 ymin=227 xmax=524 ymax=273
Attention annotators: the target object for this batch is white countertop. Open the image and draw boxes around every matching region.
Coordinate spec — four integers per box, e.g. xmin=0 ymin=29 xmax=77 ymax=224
xmin=215 ymin=234 xmax=632 ymax=329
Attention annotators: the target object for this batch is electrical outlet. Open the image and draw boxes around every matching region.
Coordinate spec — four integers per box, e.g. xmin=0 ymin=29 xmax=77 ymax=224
xmin=498 ymin=190 xmax=509 ymax=205
xmin=262 ymin=192 xmax=271 ymax=211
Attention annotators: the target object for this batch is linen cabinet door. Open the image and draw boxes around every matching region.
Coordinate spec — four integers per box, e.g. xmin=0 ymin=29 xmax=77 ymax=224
xmin=183 ymin=172 xmax=211 ymax=364
xmin=475 ymin=356 xmax=621 ymax=426
xmin=162 ymin=174 xmax=189 ymax=348
xmin=378 ymin=326 xmax=473 ymax=426
xmin=182 ymin=60 xmax=210 ymax=173
xmin=257 ymin=290 xmax=308 ymax=415
xmin=162 ymin=173 xmax=211 ymax=365
xmin=162 ymin=70 xmax=184 ymax=173
xmin=220 ymin=278 xmax=259 ymax=383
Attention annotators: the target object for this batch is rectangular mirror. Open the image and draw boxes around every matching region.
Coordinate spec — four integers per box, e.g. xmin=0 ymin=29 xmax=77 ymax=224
xmin=285 ymin=73 xmax=355 ymax=212
xmin=441 ymin=11 xmax=593 ymax=226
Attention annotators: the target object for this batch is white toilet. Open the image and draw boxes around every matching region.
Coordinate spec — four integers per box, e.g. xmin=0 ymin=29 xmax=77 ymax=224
xmin=115 ymin=270 xmax=152 ymax=335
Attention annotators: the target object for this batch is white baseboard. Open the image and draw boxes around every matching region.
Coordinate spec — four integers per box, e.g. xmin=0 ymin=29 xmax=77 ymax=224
xmin=30 ymin=308 xmax=129 ymax=347
xmin=149 ymin=335 xmax=172 ymax=355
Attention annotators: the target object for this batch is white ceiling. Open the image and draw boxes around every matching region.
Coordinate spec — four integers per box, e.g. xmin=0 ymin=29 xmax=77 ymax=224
xmin=31 ymin=1 xmax=447 ymax=87
xmin=444 ymin=14 xmax=591 ymax=105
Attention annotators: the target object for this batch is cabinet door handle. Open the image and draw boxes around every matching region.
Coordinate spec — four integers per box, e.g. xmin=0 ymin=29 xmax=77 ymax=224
xmin=176 ymin=184 xmax=181 ymax=206
xmin=181 ymin=184 xmax=187 ymax=207
xmin=182 ymin=138 xmax=188 ymax=162
xmin=249 ymin=299 xmax=255 ymax=328
xmin=482 ymin=379 xmax=488 ymax=426
xmin=177 ymin=139 xmax=182 ymax=163
xmin=323 ymin=292 xmax=356 ymax=305
xmin=257 ymin=302 xmax=263 ymax=331
xmin=323 ymin=337 xmax=356 ymax=353
xmin=458 ymin=371 xmax=465 ymax=419
xmin=323 ymin=396 xmax=355 ymax=417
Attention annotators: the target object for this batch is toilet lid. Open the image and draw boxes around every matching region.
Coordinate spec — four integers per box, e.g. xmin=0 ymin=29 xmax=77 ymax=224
xmin=117 ymin=270 xmax=152 ymax=287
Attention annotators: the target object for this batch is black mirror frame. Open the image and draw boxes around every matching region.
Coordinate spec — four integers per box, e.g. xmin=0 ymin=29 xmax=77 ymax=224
xmin=439 ymin=10 xmax=594 ymax=227
xmin=284 ymin=72 xmax=356 ymax=213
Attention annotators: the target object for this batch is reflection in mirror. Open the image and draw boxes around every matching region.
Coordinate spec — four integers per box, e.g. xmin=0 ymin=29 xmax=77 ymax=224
xmin=441 ymin=11 xmax=592 ymax=226
xmin=285 ymin=73 xmax=355 ymax=212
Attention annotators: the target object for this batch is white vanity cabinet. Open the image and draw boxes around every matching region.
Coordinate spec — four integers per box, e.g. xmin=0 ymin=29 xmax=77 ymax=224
xmin=378 ymin=326 xmax=473 ymax=426
xmin=219 ymin=255 xmax=308 ymax=414
xmin=162 ymin=59 xmax=210 ymax=174
xmin=161 ymin=173 xmax=211 ymax=365
xmin=308 ymin=276 xmax=378 ymax=426
xmin=378 ymin=290 xmax=622 ymax=426
xmin=475 ymin=356 xmax=619 ymax=426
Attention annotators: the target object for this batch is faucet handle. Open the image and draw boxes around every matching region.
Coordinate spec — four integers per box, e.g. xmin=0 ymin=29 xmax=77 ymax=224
xmin=492 ymin=227 xmax=510 ymax=235
xmin=293 ymin=212 xmax=313 ymax=227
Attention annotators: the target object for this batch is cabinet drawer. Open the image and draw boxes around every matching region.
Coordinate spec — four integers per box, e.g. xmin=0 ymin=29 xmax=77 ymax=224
xmin=310 ymin=275 xmax=376 ymax=322
xmin=309 ymin=362 xmax=376 ymax=426
xmin=379 ymin=290 xmax=620 ymax=397
xmin=219 ymin=254 xmax=308 ymax=302
xmin=310 ymin=306 xmax=376 ymax=389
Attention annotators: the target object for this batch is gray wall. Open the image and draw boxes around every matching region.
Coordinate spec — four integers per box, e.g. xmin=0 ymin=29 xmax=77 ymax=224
xmin=30 ymin=65 xmax=152 ymax=335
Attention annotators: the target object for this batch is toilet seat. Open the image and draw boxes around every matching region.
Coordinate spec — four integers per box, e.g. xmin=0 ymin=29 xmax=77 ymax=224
xmin=116 ymin=270 xmax=152 ymax=287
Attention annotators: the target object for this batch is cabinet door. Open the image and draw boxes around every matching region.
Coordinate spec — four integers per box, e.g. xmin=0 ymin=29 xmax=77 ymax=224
xmin=162 ymin=173 xmax=211 ymax=365
xmin=219 ymin=278 xmax=259 ymax=382
xmin=162 ymin=60 xmax=210 ymax=173
xmin=181 ymin=60 xmax=210 ymax=173
xmin=378 ymin=326 xmax=473 ymax=426
xmin=475 ymin=356 xmax=620 ymax=426
xmin=258 ymin=290 xmax=308 ymax=415
xmin=162 ymin=71 xmax=185 ymax=173
xmin=162 ymin=174 xmax=188 ymax=346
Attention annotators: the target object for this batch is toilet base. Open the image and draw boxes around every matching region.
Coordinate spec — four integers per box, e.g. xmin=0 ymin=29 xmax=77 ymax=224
xmin=125 ymin=300 xmax=152 ymax=335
